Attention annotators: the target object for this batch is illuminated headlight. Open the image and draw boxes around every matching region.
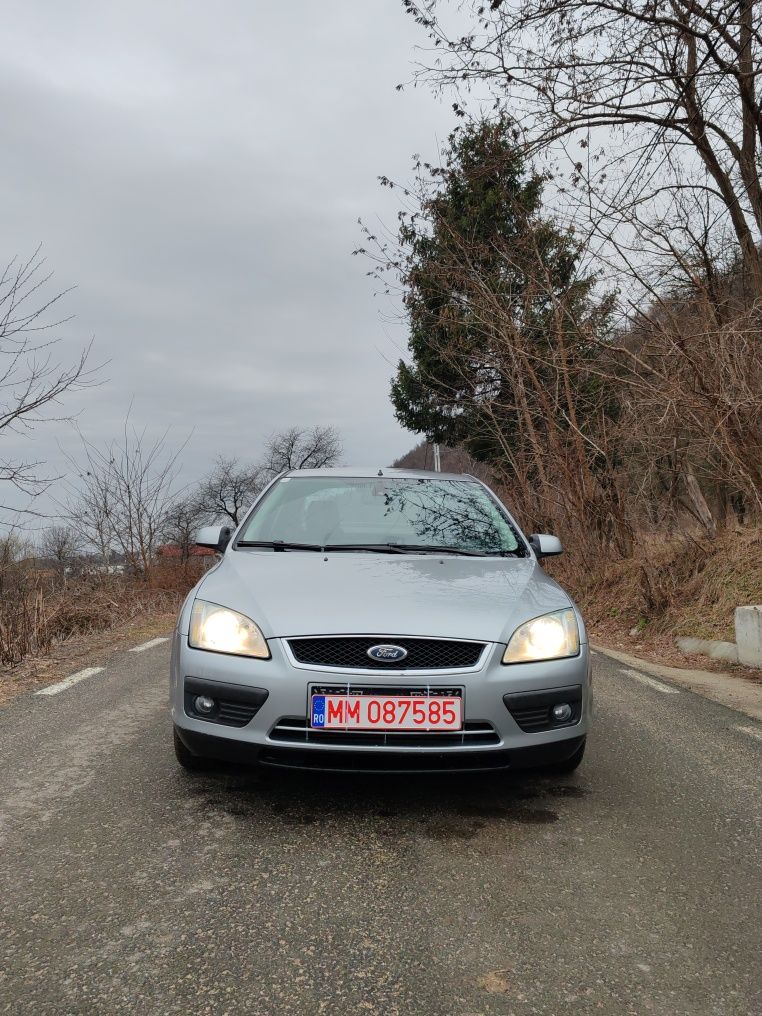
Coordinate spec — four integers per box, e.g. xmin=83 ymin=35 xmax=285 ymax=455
xmin=189 ymin=599 xmax=270 ymax=659
xmin=502 ymin=609 xmax=580 ymax=664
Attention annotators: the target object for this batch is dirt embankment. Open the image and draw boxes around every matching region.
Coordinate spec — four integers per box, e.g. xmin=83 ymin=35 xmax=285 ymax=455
xmin=553 ymin=525 xmax=762 ymax=678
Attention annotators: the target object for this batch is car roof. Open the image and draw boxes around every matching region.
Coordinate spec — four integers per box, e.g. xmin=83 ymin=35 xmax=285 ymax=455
xmin=282 ymin=466 xmax=477 ymax=481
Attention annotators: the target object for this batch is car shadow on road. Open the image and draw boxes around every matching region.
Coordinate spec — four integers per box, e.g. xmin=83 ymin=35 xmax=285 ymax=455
xmin=180 ymin=763 xmax=590 ymax=838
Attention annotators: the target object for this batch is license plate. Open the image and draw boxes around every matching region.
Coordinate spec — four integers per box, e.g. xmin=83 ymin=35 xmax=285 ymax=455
xmin=310 ymin=694 xmax=463 ymax=731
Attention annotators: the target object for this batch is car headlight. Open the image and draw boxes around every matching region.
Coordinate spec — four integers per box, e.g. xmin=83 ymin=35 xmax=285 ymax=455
xmin=189 ymin=599 xmax=270 ymax=659
xmin=502 ymin=608 xmax=580 ymax=664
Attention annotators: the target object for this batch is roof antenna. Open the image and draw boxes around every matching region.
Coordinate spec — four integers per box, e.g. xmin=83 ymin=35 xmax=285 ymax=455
xmin=377 ymin=469 xmax=383 ymax=476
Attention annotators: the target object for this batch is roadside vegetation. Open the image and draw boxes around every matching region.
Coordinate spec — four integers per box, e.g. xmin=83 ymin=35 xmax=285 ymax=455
xmin=0 ymin=426 xmax=341 ymax=670
xmin=362 ymin=2 xmax=762 ymax=662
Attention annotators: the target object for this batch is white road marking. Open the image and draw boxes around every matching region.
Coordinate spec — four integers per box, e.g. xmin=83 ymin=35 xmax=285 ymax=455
xmin=35 ymin=667 xmax=105 ymax=697
xmin=736 ymin=724 xmax=762 ymax=743
xmin=619 ymin=668 xmax=680 ymax=694
xmin=129 ymin=637 xmax=169 ymax=653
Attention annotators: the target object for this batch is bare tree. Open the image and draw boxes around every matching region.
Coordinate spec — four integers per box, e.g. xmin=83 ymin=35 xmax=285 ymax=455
xmin=194 ymin=456 xmax=263 ymax=526
xmin=40 ymin=525 xmax=83 ymax=576
xmin=61 ymin=438 xmax=117 ymax=569
xmin=65 ymin=421 xmax=187 ymax=576
xmin=0 ymin=247 xmax=95 ymax=511
xmin=263 ymin=426 xmax=342 ymax=475
xmin=161 ymin=496 xmax=208 ymax=563
xmin=189 ymin=429 xmax=342 ymax=529
xmin=405 ymin=1 xmax=762 ymax=292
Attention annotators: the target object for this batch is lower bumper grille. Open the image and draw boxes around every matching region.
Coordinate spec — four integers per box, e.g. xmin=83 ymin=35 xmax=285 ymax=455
xmin=503 ymin=685 xmax=582 ymax=732
xmin=269 ymin=716 xmax=500 ymax=748
xmin=215 ymin=701 xmax=261 ymax=726
xmin=184 ymin=677 xmax=269 ymax=728
xmin=259 ymin=746 xmax=512 ymax=773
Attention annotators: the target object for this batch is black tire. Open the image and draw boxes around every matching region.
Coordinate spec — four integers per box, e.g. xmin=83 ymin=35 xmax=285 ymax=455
xmin=542 ymin=737 xmax=586 ymax=775
xmin=173 ymin=728 xmax=218 ymax=772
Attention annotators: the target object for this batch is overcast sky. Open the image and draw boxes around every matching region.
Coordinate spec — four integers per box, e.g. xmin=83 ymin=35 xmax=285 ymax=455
xmin=2 ymin=0 xmax=456 ymax=515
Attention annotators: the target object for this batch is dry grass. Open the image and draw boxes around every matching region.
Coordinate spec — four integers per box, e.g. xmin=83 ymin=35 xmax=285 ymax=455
xmin=553 ymin=524 xmax=762 ymax=650
xmin=0 ymin=561 xmax=204 ymax=669
xmin=0 ymin=609 xmax=178 ymax=707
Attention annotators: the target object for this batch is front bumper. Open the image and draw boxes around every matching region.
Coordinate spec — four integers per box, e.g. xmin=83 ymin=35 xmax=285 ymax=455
xmin=171 ymin=631 xmax=591 ymax=773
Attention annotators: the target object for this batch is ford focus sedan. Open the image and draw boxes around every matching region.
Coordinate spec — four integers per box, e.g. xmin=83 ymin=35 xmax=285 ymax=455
xmin=171 ymin=468 xmax=590 ymax=774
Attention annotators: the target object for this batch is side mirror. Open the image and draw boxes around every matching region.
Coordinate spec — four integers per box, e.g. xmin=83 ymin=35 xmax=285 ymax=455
xmin=195 ymin=526 xmax=233 ymax=553
xmin=529 ymin=533 xmax=563 ymax=559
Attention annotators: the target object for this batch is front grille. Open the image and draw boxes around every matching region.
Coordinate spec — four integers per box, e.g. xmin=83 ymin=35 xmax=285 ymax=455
xmin=270 ymin=716 xmax=500 ymax=748
xmin=287 ymin=636 xmax=486 ymax=670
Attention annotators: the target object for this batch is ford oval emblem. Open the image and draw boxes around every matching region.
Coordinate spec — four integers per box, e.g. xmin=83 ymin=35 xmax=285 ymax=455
xmin=367 ymin=643 xmax=408 ymax=663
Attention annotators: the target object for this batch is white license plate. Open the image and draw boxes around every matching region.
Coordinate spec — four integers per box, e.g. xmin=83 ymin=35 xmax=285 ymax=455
xmin=310 ymin=694 xmax=463 ymax=731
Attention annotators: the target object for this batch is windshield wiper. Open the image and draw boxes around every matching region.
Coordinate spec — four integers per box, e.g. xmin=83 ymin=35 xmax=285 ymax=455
xmin=324 ymin=543 xmax=524 ymax=557
xmin=236 ymin=540 xmax=324 ymax=552
xmin=238 ymin=541 xmax=415 ymax=554
xmin=237 ymin=541 xmax=525 ymax=556
xmin=384 ymin=544 xmax=496 ymax=557
xmin=321 ymin=544 xmax=412 ymax=554
xmin=476 ymin=547 xmax=527 ymax=558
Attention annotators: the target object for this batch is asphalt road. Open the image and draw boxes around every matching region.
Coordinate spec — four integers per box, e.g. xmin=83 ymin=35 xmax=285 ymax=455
xmin=1 ymin=641 xmax=760 ymax=1016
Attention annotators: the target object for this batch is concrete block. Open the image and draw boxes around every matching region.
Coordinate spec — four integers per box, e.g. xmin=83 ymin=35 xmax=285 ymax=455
xmin=736 ymin=606 xmax=762 ymax=669
xmin=676 ymin=636 xmax=738 ymax=663
xmin=677 ymin=637 xmax=708 ymax=655
xmin=708 ymin=641 xmax=739 ymax=663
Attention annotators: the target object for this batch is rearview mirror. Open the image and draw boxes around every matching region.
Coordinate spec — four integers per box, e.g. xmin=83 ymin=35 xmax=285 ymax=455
xmin=529 ymin=533 xmax=563 ymax=559
xmin=195 ymin=526 xmax=233 ymax=553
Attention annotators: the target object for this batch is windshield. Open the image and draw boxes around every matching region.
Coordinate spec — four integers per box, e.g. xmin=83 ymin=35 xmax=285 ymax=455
xmin=237 ymin=476 xmax=524 ymax=555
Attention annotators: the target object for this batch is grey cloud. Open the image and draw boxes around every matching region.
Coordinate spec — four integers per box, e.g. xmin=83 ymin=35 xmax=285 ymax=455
xmin=1 ymin=0 xmax=454 ymax=511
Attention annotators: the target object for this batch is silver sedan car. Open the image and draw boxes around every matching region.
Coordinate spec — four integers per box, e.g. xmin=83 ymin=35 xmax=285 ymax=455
xmin=171 ymin=468 xmax=590 ymax=774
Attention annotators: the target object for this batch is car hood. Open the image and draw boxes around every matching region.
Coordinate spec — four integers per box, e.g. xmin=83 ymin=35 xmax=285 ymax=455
xmin=196 ymin=550 xmax=578 ymax=645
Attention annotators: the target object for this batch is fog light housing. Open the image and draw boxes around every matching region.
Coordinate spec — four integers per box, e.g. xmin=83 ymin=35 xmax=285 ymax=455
xmin=552 ymin=703 xmax=573 ymax=723
xmin=194 ymin=695 xmax=216 ymax=715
